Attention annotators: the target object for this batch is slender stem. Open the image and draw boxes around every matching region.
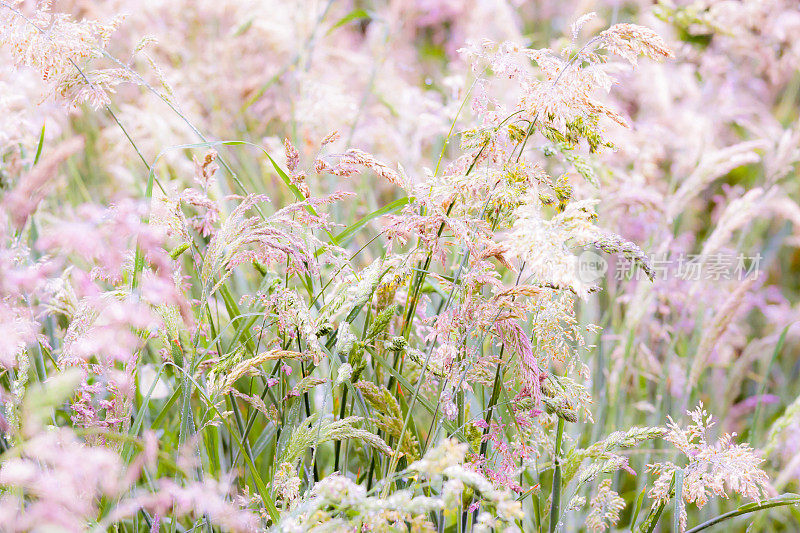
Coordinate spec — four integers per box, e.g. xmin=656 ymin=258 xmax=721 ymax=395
xmin=549 ymin=418 xmax=565 ymax=533
xmin=334 ymin=386 xmax=348 ymax=471
xmin=478 ymin=352 xmax=505 ymax=459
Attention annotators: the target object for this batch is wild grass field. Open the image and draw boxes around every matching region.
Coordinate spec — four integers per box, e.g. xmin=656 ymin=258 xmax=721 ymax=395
xmin=1 ymin=1 xmax=800 ymax=531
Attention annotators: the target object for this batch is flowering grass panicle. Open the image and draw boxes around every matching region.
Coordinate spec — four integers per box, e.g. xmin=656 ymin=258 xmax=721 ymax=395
xmin=1 ymin=2 xmax=799 ymax=532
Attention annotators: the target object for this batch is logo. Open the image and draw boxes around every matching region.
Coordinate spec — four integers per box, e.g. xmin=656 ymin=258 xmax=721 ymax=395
xmin=576 ymin=250 xmax=608 ymax=284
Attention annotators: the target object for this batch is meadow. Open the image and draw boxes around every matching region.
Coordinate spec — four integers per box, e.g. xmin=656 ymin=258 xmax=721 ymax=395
xmin=1 ymin=1 xmax=800 ymax=531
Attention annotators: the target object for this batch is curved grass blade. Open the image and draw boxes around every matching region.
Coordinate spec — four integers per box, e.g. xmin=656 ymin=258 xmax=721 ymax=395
xmin=685 ymin=494 xmax=800 ymax=533
xmin=328 ymin=196 xmax=410 ymax=248
xmin=326 ymin=8 xmax=371 ymax=36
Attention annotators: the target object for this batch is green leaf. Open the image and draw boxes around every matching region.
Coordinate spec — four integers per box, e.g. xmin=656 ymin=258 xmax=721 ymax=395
xmin=630 ymin=487 xmax=647 ymax=532
xmin=638 ymin=473 xmax=676 ymax=533
xmin=331 ymin=196 xmax=411 ymax=247
xmin=326 ymin=9 xmax=371 ymax=36
xmin=674 ymin=469 xmax=685 ymax=533
xmin=131 ymin=158 xmax=155 ymax=290
xmin=124 ymin=364 xmax=166 ymax=461
xmin=33 ymin=123 xmax=46 ymax=165
xmin=685 ymin=494 xmax=800 ymax=533
xmin=150 ymin=385 xmax=181 ymax=429
xmin=752 ymin=324 xmax=789 ymax=444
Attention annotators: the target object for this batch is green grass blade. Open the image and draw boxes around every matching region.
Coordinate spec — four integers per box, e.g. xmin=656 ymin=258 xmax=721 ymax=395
xmin=674 ymin=469 xmax=685 ymax=533
xmin=328 ymin=196 xmax=410 ymax=248
xmin=326 ymin=8 xmax=370 ymax=35
xmin=752 ymin=324 xmax=789 ymax=444
xmin=33 ymin=123 xmax=45 ymax=165
xmin=685 ymin=494 xmax=800 ymax=533
xmin=150 ymin=385 xmax=182 ymax=429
